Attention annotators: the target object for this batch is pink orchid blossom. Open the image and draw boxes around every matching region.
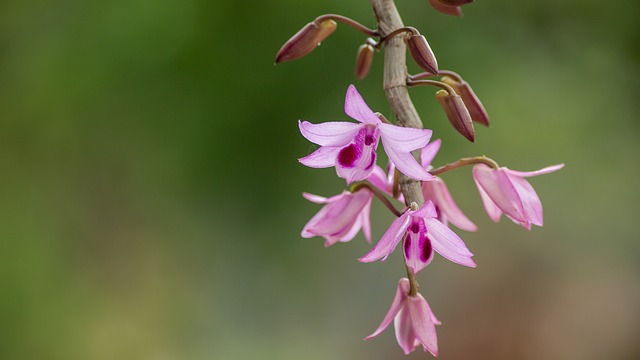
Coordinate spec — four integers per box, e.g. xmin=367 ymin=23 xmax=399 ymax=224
xmin=420 ymin=140 xmax=477 ymax=232
xmin=473 ymin=163 xmax=564 ymax=230
xmin=298 ymin=85 xmax=435 ymax=184
xmin=360 ymin=201 xmax=475 ymax=273
xmin=365 ymin=278 xmax=440 ymax=356
xmin=301 ymin=189 xmax=372 ymax=247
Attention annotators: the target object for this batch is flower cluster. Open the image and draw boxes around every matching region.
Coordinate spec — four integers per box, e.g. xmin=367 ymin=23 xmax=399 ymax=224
xmin=277 ymin=2 xmax=562 ymax=357
xmin=298 ymin=85 xmax=562 ymax=356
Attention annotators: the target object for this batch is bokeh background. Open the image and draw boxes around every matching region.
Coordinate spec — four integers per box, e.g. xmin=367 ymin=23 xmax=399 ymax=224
xmin=1 ymin=0 xmax=639 ymax=359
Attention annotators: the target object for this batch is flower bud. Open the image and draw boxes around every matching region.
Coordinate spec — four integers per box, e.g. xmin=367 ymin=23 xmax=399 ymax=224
xmin=439 ymin=0 xmax=474 ymax=5
xmin=404 ymin=34 xmax=438 ymax=75
xmin=441 ymin=76 xmax=490 ymax=127
xmin=435 ymin=89 xmax=475 ymax=142
xmin=428 ymin=0 xmax=463 ymax=17
xmin=354 ymin=44 xmax=374 ymax=80
xmin=275 ymin=20 xmax=337 ymax=64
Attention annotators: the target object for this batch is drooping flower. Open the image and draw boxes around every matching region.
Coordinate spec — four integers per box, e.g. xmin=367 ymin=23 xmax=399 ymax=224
xmin=365 ymin=278 xmax=441 ymax=356
xmin=299 ymin=85 xmax=435 ymax=184
xmin=301 ymin=189 xmax=372 ymax=247
xmin=420 ymin=140 xmax=477 ymax=232
xmin=472 ymin=163 xmax=564 ymax=230
xmin=360 ymin=200 xmax=475 ymax=274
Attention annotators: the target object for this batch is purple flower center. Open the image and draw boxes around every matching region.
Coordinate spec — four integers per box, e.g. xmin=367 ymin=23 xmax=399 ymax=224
xmin=364 ymin=135 xmax=374 ymax=146
xmin=338 ymin=144 xmax=358 ymax=167
xmin=420 ymin=236 xmax=432 ymax=262
xmin=410 ymin=223 xmax=420 ymax=233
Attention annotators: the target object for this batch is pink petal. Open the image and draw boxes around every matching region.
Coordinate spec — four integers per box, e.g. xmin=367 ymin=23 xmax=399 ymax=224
xmin=336 ymin=143 xmax=377 ymax=184
xmin=407 ymin=294 xmax=438 ymax=357
xmin=365 ymin=278 xmax=410 ymax=340
xmin=394 ymin=305 xmax=418 ymax=355
xmin=298 ymin=120 xmax=362 ymax=147
xmin=360 ymin=195 xmax=373 ymax=243
xmin=298 ymin=146 xmax=340 ymax=168
xmin=379 ymin=123 xmax=432 ymax=152
xmin=383 ymin=145 xmax=435 ymax=181
xmin=424 ymin=218 xmax=476 ymax=267
xmin=474 ymin=179 xmax=503 ymax=222
xmin=508 ymin=174 xmax=543 ymax=227
xmin=302 ymin=190 xmax=370 ymax=245
xmin=344 ymin=85 xmax=381 ymax=125
xmin=413 ymin=200 xmax=438 ymax=219
xmin=366 ymin=165 xmax=391 ymax=195
xmin=505 ymin=163 xmax=565 ymax=178
xmin=473 ymin=165 xmax=526 ymax=223
xmin=359 ymin=212 xmax=411 ymax=263
xmin=302 ymin=192 xmax=329 ymax=204
xmin=420 ymin=139 xmax=441 ymax=168
xmin=423 ymin=178 xmax=477 ymax=232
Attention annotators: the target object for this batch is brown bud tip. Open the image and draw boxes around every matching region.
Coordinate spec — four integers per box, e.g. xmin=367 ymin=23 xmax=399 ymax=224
xmin=428 ymin=0 xmax=463 ymax=17
xmin=441 ymin=76 xmax=490 ymax=127
xmin=439 ymin=0 xmax=474 ymax=5
xmin=275 ymin=20 xmax=337 ymax=64
xmin=404 ymin=34 xmax=438 ymax=75
xmin=354 ymin=44 xmax=374 ymax=80
xmin=436 ymin=89 xmax=475 ymax=142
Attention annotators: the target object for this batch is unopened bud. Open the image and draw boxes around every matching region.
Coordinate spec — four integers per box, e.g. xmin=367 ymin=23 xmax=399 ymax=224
xmin=275 ymin=20 xmax=337 ymax=64
xmin=435 ymin=89 xmax=475 ymax=142
xmin=441 ymin=76 xmax=490 ymax=127
xmin=439 ymin=0 xmax=474 ymax=5
xmin=354 ymin=44 xmax=374 ymax=80
xmin=404 ymin=34 xmax=438 ymax=75
xmin=428 ymin=0 xmax=463 ymax=17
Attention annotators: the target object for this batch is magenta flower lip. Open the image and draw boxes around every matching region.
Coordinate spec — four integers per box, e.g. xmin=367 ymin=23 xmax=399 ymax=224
xmin=298 ymin=85 xmax=435 ymax=184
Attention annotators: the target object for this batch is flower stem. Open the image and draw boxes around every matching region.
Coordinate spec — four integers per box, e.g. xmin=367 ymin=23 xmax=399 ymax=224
xmin=380 ymin=26 xmax=418 ymax=44
xmin=409 ymin=69 xmax=462 ymax=81
xmin=405 ymin=263 xmax=419 ymax=296
xmin=315 ymin=14 xmax=379 ymax=37
xmin=351 ymin=182 xmax=403 ymax=217
xmin=429 ymin=156 xmax=500 ymax=176
xmin=406 ymin=78 xmax=458 ymax=95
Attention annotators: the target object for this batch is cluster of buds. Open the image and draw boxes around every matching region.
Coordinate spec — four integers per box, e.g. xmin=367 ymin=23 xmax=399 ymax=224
xmin=276 ymin=4 xmax=562 ymax=357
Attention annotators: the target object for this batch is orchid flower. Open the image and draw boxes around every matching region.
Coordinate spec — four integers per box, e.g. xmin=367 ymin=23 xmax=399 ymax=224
xmin=420 ymin=140 xmax=477 ymax=232
xmin=301 ymin=189 xmax=372 ymax=247
xmin=365 ymin=278 xmax=440 ymax=356
xmin=473 ymin=163 xmax=564 ymax=230
xmin=299 ymin=85 xmax=435 ymax=184
xmin=360 ymin=201 xmax=476 ymax=273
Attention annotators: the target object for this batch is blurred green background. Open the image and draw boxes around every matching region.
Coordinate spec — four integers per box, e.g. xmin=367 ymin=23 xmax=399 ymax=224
xmin=1 ymin=0 xmax=638 ymax=359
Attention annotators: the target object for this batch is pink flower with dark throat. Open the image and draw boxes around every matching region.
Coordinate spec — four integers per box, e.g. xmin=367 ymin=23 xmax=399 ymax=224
xmin=420 ymin=140 xmax=477 ymax=232
xmin=299 ymin=85 xmax=435 ymax=184
xmin=473 ymin=163 xmax=564 ymax=230
xmin=365 ymin=278 xmax=440 ymax=356
xmin=360 ymin=201 xmax=475 ymax=274
xmin=301 ymin=189 xmax=372 ymax=247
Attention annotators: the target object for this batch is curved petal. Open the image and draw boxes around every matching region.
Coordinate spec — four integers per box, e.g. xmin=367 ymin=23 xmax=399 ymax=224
xmin=423 ymin=178 xmax=477 ymax=231
xmin=359 ymin=212 xmax=411 ymax=263
xmin=302 ymin=192 xmax=329 ymax=204
xmin=360 ymin=194 xmax=373 ymax=243
xmin=298 ymin=146 xmax=340 ymax=168
xmin=365 ymin=278 xmax=409 ymax=340
xmin=508 ymin=174 xmax=543 ymax=227
xmin=420 ymin=139 xmax=441 ymax=168
xmin=413 ymin=200 xmax=438 ymax=219
xmin=298 ymin=120 xmax=362 ymax=147
xmin=505 ymin=163 xmax=565 ymax=178
xmin=366 ymin=165 xmax=391 ymax=195
xmin=407 ymin=294 xmax=438 ymax=357
xmin=473 ymin=165 xmax=525 ymax=223
xmin=474 ymin=178 xmax=503 ymax=222
xmin=384 ymin=145 xmax=435 ymax=181
xmin=344 ymin=85 xmax=381 ymax=124
xmin=379 ymin=123 xmax=432 ymax=152
xmin=395 ymin=306 xmax=418 ymax=355
xmin=425 ymin=218 xmax=476 ymax=267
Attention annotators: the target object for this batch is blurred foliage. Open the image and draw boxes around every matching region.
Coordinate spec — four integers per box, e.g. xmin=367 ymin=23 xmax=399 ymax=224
xmin=0 ymin=0 xmax=638 ymax=359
